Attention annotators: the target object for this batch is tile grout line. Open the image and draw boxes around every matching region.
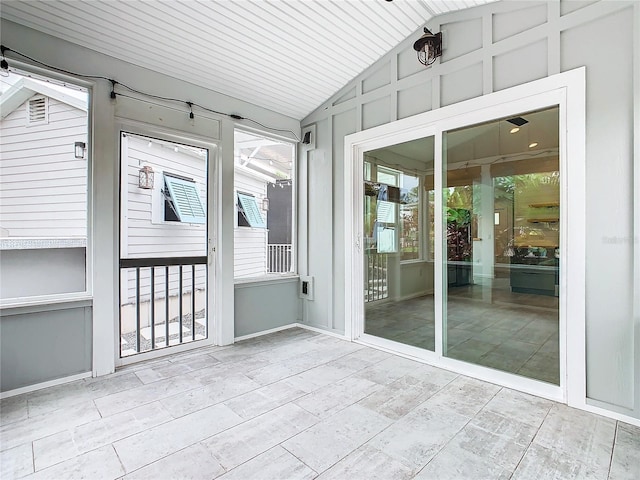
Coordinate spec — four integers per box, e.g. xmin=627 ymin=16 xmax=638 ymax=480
xmin=606 ymin=421 xmax=619 ymax=480
xmin=30 ymin=441 xmax=35 ymax=477
xmin=507 ymin=402 xmax=554 ymax=479
xmin=111 ymin=443 xmax=127 ymax=478
xmin=276 ymin=444 xmax=319 ymax=478
xmin=412 ymin=385 xmax=505 ymax=478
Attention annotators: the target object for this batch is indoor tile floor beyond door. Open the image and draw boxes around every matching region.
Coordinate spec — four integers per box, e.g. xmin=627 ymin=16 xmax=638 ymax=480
xmin=1 ymin=328 xmax=638 ymax=480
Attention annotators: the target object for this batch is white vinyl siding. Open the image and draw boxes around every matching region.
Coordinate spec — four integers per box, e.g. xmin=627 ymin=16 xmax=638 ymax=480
xmin=121 ymin=134 xmax=208 ymax=304
xmin=122 ymin=134 xmax=207 ymax=259
xmin=234 ymin=173 xmax=267 ymax=278
xmin=0 ymin=97 xmax=87 ymax=238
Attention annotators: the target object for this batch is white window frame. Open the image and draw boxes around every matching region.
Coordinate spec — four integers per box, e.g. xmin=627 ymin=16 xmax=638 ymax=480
xmin=0 ymin=68 xmax=92 ymax=310
xmin=344 ymin=68 xmax=586 ymax=408
xmin=233 ymin=127 xmax=297 ymax=282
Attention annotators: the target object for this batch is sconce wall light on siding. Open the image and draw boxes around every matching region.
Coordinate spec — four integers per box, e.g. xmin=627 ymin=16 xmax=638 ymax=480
xmin=139 ymin=165 xmax=155 ymax=189
xmin=74 ymin=141 xmax=86 ymax=159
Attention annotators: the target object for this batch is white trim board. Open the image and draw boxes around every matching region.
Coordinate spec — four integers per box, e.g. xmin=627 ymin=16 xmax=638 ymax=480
xmin=344 ymin=68 xmax=586 ymax=408
xmin=0 ymin=372 xmax=91 ymax=400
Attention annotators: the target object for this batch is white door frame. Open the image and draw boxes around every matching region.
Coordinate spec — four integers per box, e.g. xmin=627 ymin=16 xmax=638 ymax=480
xmin=345 ymin=68 xmax=586 ymax=406
xmin=114 ymin=119 xmax=220 ymax=367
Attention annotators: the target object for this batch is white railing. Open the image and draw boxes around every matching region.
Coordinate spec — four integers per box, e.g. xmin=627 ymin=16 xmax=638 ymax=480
xmin=268 ymin=244 xmax=292 ymax=273
xmin=365 ymin=252 xmax=388 ymax=302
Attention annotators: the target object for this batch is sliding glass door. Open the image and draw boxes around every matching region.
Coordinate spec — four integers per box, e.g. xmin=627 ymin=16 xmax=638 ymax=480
xmin=357 ymin=106 xmax=561 ymax=386
xmin=362 ymin=136 xmax=436 ymax=351
xmin=442 ymin=106 xmax=560 ymax=384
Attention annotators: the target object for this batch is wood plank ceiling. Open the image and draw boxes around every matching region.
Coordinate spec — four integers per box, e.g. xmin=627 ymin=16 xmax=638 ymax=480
xmin=0 ymin=0 xmax=496 ymax=120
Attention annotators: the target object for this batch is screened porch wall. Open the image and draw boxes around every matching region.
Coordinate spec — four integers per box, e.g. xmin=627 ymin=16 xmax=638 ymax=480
xmin=301 ymin=0 xmax=639 ymax=420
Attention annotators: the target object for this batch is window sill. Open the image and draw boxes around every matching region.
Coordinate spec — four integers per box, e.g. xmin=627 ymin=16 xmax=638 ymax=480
xmin=234 ymin=274 xmax=299 ymax=288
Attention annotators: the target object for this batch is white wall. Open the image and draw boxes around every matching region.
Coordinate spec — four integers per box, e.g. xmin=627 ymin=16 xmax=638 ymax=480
xmin=301 ymin=0 xmax=639 ymax=420
xmin=0 ymin=97 xmax=87 ymax=237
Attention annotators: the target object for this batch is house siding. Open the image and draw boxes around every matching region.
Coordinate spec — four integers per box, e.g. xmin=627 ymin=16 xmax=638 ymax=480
xmin=234 ymin=171 xmax=268 ymax=278
xmin=121 ymin=133 xmax=207 ymax=303
xmin=0 ymin=97 xmax=87 ymax=238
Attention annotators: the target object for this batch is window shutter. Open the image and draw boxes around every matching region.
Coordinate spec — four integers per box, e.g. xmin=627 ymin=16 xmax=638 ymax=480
xmin=164 ymin=175 xmax=206 ymax=224
xmin=27 ymin=96 xmax=48 ymax=124
xmin=237 ymin=192 xmax=266 ymax=228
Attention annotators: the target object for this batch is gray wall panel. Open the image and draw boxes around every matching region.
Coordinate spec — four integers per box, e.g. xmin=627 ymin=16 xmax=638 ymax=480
xmin=492 ymin=4 xmax=548 ymax=43
xmin=440 ymin=18 xmax=483 ymax=62
xmin=440 ymin=62 xmax=484 ymax=107
xmin=362 ymin=96 xmax=391 ymax=130
xmin=234 ymin=281 xmax=299 ymax=338
xmin=331 ymin=109 xmax=358 ymax=333
xmin=398 ymin=82 xmax=433 ymax=119
xmin=397 ymin=45 xmax=423 ymax=80
xmin=493 ymin=39 xmax=548 ymax=91
xmin=561 ymin=8 xmax=635 ymax=409
xmin=1 ymin=307 xmax=91 ymax=392
xmin=362 ymin=62 xmax=391 ymax=94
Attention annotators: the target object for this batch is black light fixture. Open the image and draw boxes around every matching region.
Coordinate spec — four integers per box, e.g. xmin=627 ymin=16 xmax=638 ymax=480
xmin=413 ymin=27 xmax=442 ymax=66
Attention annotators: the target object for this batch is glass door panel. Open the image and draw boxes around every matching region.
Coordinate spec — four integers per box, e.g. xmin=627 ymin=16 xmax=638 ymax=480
xmin=363 ymin=136 xmax=436 ymax=351
xmin=443 ymin=106 xmax=560 ymax=384
xmin=119 ymin=132 xmax=210 ymax=358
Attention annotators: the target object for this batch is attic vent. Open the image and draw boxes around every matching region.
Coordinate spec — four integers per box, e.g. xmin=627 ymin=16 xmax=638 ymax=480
xmin=27 ymin=96 xmax=48 ymax=125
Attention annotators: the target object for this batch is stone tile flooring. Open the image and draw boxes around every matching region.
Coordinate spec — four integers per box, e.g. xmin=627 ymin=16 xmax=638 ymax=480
xmin=365 ymin=282 xmax=559 ymax=384
xmin=1 ymin=328 xmax=638 ymax=480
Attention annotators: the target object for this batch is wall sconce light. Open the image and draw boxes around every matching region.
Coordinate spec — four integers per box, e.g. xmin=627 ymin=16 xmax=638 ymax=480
xmin=138 ymin=165 xmax=155 ymax=189
xmin=413 ymin=27 xmax=442 ymax=66
xmin=262 ymin=198 xmax=270 ymax=211
xmin=74 ymin=141 xmax=86 ymax=159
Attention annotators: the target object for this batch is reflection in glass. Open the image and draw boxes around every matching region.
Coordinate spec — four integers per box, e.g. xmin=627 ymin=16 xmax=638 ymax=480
xmin=363 ymin=136 xmax=435 ymax=351
xmin=443 ymin=106 xmax=560 ymax=384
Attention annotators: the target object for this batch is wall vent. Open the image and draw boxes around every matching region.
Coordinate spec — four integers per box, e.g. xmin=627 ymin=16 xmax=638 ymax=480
xmin=27 ymin=96 xmax=48 ymax=125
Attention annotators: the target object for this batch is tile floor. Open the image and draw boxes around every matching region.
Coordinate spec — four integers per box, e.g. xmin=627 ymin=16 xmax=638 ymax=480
xmin=1 ymin=328 xmax=638 ymax=480
xmin=365 ymin=281 xmax=559 ymax=384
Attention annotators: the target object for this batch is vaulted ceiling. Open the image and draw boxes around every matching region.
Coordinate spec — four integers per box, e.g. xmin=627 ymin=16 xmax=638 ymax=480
xmin=0 ymin=0 xmax=497 ymax=120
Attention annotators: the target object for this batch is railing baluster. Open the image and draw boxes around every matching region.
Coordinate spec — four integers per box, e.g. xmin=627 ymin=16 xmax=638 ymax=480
xmin=165 ymin=266 xmax=170 ymax=347
xmin=119 ymin=257 xmax=207 ymax=357
xmin=179 ymin=265 xmax=183 ymax=343
xmin=150 ymin=266 xmax=155 ymax=350
xmin=135 ymin=267 xmax=141 ymax=352
xmin=192 ymin=264 xmax=196 ymax=341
